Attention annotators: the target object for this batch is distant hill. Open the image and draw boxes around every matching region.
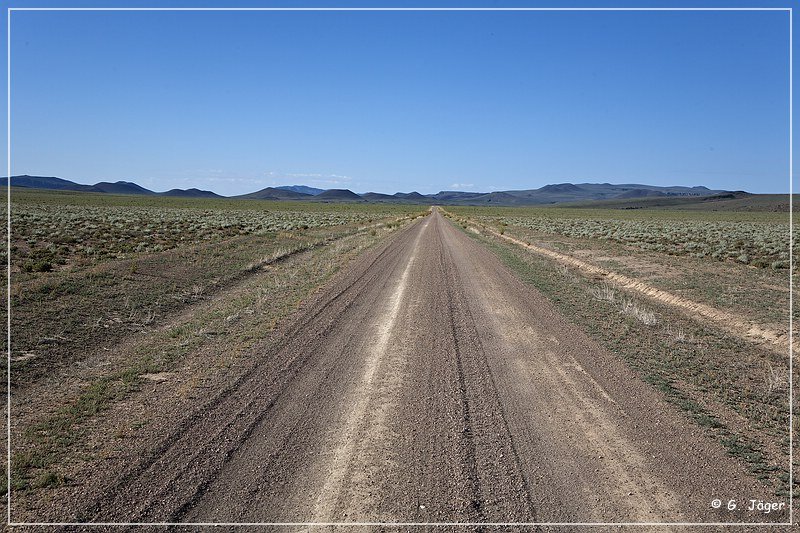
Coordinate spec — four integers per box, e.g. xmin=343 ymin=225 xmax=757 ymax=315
xmin=394 ymin=191 xmax=427 ymax=200
xmin=537 ymin=183 xmax=583 ymax=193
xmin=685 ymin=193 xmax=797 ymax=212
xmin=3 ymin=175 xmax=219 ymax=199
xmin=5 ymin=174 xmax=766 ymax=208
xmin=361 ymin=192 xmax=398 ymax=201
xmin=313 ymin=189 xmax=365 ymax=202
xmin=236 ymin=187 xmax=312 ymax=200
xmin=161 ymin=188 xmax=222 ymax=198
xmin=276 ymin=185 xmax=325 ymax=196
xmin=1 ymin=176 xmax=157 ymax=195
xmin=492 ymin=183 xmax=720 ymax=206
xmin=562 ymin=191 xmax=797 ymax=212
xmin=1 ymin=175 xmax=96 ymax=192
xmin=91 ymin=181 xmax=156 ymax=195
xmin=429 ymin=191 xmax=485 ymax=202
xmin=613 ymin=188 xmax=668 ymax=199
xmin=467 ymin=191 xmax=527 ymax=205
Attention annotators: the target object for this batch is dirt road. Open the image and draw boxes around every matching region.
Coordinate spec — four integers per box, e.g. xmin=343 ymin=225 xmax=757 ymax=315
xmin=69 ymin=209 xmax=785 ymax=526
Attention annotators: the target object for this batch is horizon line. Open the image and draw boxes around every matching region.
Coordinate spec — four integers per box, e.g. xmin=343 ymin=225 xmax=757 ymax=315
xmin=0 ymin=174 xmax=781 ymax=198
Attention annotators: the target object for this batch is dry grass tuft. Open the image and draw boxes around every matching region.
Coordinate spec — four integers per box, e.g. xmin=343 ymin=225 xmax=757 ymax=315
xmin=590 ymin=284 xmax=616 ymax=302
xmin=763 ymin=361 xmax=788 ymax=394
xmin=619 ymin=298 xmax=658 ymax=326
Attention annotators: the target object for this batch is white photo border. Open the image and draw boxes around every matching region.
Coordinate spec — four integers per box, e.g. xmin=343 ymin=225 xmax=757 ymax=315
xmin=4 ymin=5 xmax=794 ymax=528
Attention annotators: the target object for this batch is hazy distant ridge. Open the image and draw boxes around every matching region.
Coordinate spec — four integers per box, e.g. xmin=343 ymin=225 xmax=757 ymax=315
xmin=2 ymin=175 xmax=729 ymax=206
xmin=1 ymin=175 xmax=221 ymax=198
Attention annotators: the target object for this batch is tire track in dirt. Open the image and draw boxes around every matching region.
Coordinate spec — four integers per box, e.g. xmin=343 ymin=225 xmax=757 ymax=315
xmin=308 ymin=217 xmax=428 ymax=522
xmin=437 ymin=226 xmax=540 ymax=525
xmin=436 ymin=210 xmax=783 ymax=525
xmin=441 ymin=238 xmax=489 ymax=525
xmin=71 ymin=220 xmax=426 ymax=522
xmin=440 ymin=214 xmax=681 ymax=523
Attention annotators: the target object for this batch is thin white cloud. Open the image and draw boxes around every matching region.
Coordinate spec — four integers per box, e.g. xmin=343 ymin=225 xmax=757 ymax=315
xmin=265 ymin=171 xmax=354 ymax=187
xmin=450 ymin=182 xmax=475 ymax=189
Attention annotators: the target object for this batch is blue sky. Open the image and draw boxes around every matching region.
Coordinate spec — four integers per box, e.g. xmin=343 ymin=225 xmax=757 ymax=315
xmin=2 ymin=2 xmax=793 ymax=195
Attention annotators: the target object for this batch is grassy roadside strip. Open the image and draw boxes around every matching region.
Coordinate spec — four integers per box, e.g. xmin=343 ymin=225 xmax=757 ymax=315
xmin=440 ymin=211 xmax=795 ymax=500
xmin=9 ymin=211 xmax=424 ymax=385
xmin=484 ymin=223 xmax=793 ymax=330
xmin=475 ymin=219 xmax=791 ymax=355
xmin=7 ymin=213 xmax=427 ymax=495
